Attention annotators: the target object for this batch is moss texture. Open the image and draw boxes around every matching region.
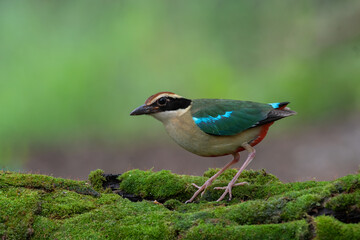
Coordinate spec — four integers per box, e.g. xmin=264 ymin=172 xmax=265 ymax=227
xmin=88 ymin=169 xmax=106 ymax=192
xmin=1 ymin=169 xmax=360 ymax=239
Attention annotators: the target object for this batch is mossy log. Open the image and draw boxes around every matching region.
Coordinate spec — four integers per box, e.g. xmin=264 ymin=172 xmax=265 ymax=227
xmin=1 ymin=168 xmax=360 ymax=239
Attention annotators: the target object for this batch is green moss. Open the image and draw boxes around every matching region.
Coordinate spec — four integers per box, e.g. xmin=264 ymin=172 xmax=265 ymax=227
xmin=315 ymin=216 xmax=360 ymax=240
xmin=88 ymin=169 xmax=106 ymax=192
xmin=281 ymin=193 xmax=323 ymax=221
xmin=332 ymin=174 xmax=360 ymax=193
xmin=40 ymin=190 xmax=97 ymax=219
xmin=0 ymin=187 xmax=40 ymax=239
xmin=183 ymin=220 xmax=310 ymax=240
xmin=326 ymin=190 xmax=360 ymax=211
xmin=164 ymin=199 xmax=182 ymax=210
xmin=212 ymin=198 xmax=284 ymax=225
xmin=117 ymin=169 xmax=333 ymax=203
xmin=0 ymin=170 xmax=99 ymax=197
xmin=118 ymin=169 xmax=205 ymax=202
xmin=1 ymin=169 xmax=360 ymax=239
xmin=32 ymin=216 xmax=60 ymax=239
xmin=51 ymin=198 xmax=175 ymax=239
xmin=204 ymin=168 xmax=280 ymax=185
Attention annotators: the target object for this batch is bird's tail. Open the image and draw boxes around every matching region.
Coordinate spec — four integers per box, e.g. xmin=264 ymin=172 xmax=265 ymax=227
xmin=269 ymin=102 xmax=297 ymax=115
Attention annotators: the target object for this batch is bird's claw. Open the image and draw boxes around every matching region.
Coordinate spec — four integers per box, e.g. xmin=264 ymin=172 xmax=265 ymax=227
xmin=185 ymin=180 xmax=213 ymax=203
xmin=191 ymin=183 xmax=201 ymax=189
xmin=235 ymin=181 xmax=249 ymax=186
xmin=214 ymin=182 xmax=248 ymax=190
xmin=214 ymin=181 xmax=249 ymax=201
xmin=217 ymin=187 xmax=231 ymax=201
xmin=190 ymin=183 xmax=208 ymax=197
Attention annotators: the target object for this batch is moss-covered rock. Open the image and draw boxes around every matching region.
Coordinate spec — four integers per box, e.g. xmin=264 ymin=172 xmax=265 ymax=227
xmin=315 ymin=216 xmax=360 ymax=240
xmin=1 ymin=169 xmax=360 ymax=239
xmin=183 ymin=220 xmax=310 ymax=240
xmin=118 ymin=169 xmax=206 ymax=202
xmin=88 ymin=169 xmax=106 ymax=192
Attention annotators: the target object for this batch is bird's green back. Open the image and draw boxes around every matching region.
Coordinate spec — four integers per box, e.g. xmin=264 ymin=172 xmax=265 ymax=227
xmin=190 ymin=99 xmax=274 ymax=136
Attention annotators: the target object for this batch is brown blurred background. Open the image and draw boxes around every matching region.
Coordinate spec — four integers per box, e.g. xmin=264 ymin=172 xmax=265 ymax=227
xmin=1 ymin=1 xmax=360 ymax=182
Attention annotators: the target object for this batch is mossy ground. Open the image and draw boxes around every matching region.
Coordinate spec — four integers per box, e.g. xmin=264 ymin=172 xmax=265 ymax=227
xmin=1 ymin=169 xmax=360 ymax=239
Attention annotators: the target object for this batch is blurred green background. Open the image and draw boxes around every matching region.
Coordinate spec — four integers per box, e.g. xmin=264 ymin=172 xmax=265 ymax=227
xmin=1 ymin=1 xmax=360 ymax=180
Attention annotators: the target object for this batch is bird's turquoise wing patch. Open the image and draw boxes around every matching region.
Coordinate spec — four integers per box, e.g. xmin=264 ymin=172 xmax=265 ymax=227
xmin=192 ymin=111 xmax=233 ymax=125
xmin=191 ymin=99 xmax=273 ymax=136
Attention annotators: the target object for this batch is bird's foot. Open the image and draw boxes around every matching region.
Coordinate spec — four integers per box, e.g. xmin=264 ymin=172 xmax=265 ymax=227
xmin=185 ymin=179 xmax=215 ymax=203
xmin=214 ymin=181 xmax=248 ymax=201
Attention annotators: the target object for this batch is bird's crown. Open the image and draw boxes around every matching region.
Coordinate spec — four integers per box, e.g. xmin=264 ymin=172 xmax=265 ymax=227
xmin=145 ymin=92 xmax=184 ymax=105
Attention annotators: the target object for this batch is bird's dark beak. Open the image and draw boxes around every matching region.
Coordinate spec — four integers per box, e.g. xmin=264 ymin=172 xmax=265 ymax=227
xmin=130 ymin=104 xmax=159 ymax=116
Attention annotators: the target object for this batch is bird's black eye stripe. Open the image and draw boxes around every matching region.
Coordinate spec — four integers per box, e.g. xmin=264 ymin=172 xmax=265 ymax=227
xmin=157 ymin=97 xmax=167 ymax=106
xmin=151 ymin=97 xmax=192 ymax=111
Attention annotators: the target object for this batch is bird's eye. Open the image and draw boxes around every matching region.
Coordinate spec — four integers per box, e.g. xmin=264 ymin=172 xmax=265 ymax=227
xmin=157 ymin=97 xmax=167 ymax=106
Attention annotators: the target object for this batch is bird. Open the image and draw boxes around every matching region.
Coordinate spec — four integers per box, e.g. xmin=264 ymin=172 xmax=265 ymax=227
xmin=130 ymin=92 xmax=296 ymax=203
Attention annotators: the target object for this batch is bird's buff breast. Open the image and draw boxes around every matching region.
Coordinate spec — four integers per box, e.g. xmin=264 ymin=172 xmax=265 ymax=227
xmin=161 ymin=111 xmax=263 ymax=157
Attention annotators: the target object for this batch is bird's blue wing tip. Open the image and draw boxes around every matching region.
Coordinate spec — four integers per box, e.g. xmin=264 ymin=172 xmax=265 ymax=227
xmin=268 ymin=102 xmax=281 ymax=108
xmin=268 ymin=102 xmax=290 ymax=109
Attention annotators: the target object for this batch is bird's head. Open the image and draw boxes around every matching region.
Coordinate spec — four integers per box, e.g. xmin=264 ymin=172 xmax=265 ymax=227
xmin=130 ymin=92 xmax=192 ymax=122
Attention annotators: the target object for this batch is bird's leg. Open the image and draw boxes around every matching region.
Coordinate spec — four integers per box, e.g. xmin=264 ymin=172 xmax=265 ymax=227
xmin=185 ymin=153 xmax=240 ymax=203
xmin=215 ymin=143 xmax=256 ymax=202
